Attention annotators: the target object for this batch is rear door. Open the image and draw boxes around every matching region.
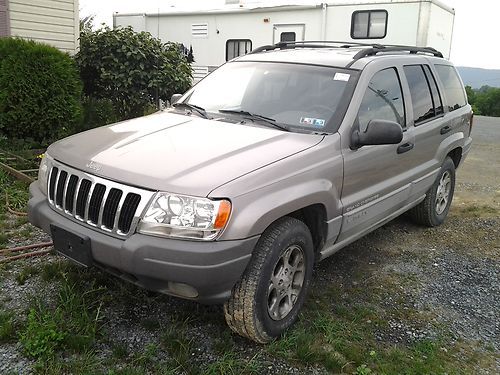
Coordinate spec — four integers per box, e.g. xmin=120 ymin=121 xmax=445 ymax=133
xmin=273 ymin=24 xmax=305 ymax=44
xmin=401 ymin=63 xmax=457 ymax=201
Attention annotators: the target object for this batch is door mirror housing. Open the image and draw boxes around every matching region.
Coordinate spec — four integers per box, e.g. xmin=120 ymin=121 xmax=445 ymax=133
xmin=351 ymin=119 xmax=403 ymax=149
xmin=170 ymin=94 xmax=182 ymax=105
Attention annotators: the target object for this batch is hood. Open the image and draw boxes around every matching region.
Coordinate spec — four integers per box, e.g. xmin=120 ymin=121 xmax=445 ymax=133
xmin=48 ymin=111 xmax=324 ymax=197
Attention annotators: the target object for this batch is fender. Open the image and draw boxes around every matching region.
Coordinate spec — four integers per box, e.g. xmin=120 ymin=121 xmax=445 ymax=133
xmin=210 ymin=135 xmax=344 ymax=241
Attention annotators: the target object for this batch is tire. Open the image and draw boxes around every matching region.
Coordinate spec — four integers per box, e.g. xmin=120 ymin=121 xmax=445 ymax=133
xmin=409 ymin=157 xmax=456 ymax=227
xmin=223 ymin=217 xmax=314 ymax=343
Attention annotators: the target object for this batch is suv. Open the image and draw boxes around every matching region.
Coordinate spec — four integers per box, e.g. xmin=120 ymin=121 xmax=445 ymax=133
xmin=28 ymin=42 xmax=473 ymax=343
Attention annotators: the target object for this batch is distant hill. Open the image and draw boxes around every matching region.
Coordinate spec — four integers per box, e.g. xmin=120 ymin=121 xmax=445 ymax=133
xmin=456 ymin=67 xmax=500 ymax=89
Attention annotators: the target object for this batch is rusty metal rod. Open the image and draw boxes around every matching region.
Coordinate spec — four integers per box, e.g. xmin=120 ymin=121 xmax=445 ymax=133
xmin=0 ymin=249 xmax=52 ymax=263
xmin=0 ymin=242 xmax=53 ymax=255
xmin=0 ymin=161 xmax=34 ymax=183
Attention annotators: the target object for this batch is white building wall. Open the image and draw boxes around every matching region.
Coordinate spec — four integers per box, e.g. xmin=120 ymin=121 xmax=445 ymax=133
xmin=8 ymin=0 xmax=79 ymax=54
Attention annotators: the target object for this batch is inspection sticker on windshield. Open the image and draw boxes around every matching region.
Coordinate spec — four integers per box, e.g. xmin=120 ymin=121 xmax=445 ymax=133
xmin=334 ymin=72 xmax=350 ymax=81
xmin=300 ymin=117 xmax=325 ymax=127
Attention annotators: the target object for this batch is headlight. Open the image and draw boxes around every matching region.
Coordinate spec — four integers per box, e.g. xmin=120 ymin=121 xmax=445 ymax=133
xmin=137 ymin=192 xmax=231 ymax=240
xmin=37 ymin=154 xmax=50 ymax=195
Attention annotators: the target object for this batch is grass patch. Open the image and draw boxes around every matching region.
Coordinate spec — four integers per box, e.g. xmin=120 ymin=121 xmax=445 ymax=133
xmin=0 ymin=310 xmax=17 ymax=342
xmin=454 ymin=203 xmax=499 ymax=217
xmin=204 ymin=352 xmax=262 ymax=375
xmin=160 ymin=319 xmax=197 ymax=373
xmin=19 ymin=279 xmax=104 ymax=362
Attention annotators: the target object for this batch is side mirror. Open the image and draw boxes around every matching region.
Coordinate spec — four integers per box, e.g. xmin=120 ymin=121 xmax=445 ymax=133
xmin=351 ymin=119 xmax=403 ymax=149
xmin=170 ymin=94 xmax=182 ymax=105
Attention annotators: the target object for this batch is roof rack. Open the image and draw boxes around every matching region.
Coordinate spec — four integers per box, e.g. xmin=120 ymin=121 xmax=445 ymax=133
xmin=249 ymin=41 xmax=444 ymax=59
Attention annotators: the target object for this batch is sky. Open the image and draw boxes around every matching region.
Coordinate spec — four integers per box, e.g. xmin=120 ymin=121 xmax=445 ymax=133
xmin=79 ymin=0 xmax=500 ymax=69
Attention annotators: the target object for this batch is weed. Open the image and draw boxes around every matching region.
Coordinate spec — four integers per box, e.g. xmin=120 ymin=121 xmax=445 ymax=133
xmin=40 ymin=260 xmax=71 ymax=282
xmin=16 ymin=264 xmax=39 ymax=285
xmin=19 ymin=306 xmax=66 ymax=359
xmin=111 ymin=342 xmax=129 ymax=359
xmin=0 ymin=310 xmax=16 ymax=342
xmin=0 ymin=233 xmax=7 ymax=247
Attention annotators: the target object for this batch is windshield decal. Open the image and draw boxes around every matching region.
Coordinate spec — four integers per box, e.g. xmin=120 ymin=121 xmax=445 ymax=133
xmin=300 ymin=117 xmax=325 ymax=127
xmin=334 ymin=72 xmax=350 ymax=81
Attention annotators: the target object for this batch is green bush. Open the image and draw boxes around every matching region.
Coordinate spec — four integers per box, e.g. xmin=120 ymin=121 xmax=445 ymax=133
xmin=0 ymin=38 xmax=83 ymax=143
xmin=80 ymin=96 xmax=119 ymax=132
xmin=76 ymin=26 xmax=192 ymax=120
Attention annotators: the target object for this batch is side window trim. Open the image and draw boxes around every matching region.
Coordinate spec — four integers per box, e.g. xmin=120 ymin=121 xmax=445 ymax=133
xmin=422 ymin=64 xmax=444 ymax=116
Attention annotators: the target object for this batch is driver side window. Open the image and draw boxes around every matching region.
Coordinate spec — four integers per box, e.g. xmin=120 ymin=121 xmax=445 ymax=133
xmin=358 ymin=68 xmax=405 ymax=132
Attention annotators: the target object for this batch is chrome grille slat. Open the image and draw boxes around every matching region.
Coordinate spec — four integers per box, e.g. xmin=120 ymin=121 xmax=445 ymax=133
xmin=72 ymin=177 xmax=82 ymax=216
xmin=112 ymin=192 xmax=128 ymax=233
xmin=97 ymin=187 xmax=110 ymax=227
xmin=83 ymin=181 xmax=96 ymax=223
xmin=61 ymin=173 xmax=71 ymax=211
xmin=52 ymin=168 xmax=61 ymax=205
xmin=46 ymin=159 xmax=154 ymax=238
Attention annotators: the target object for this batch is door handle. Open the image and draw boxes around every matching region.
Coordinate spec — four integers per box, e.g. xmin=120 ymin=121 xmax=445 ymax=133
xmin=440 ymin=125 xmax=452 ymax=135
xmin=397 ymin=142 xmax=414 ymax=154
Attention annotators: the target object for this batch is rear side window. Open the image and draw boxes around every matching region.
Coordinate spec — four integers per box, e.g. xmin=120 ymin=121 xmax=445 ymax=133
xmin=434 ymin=64 xmax=467 ymax=111
xmin=404 ymin=65 xmax=443 ymax=124
xmin=358 ymin=67 xmax=405 ymax=131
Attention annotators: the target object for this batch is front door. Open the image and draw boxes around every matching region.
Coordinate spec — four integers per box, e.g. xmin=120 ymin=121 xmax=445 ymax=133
xmin=273 ymin=24 xmax=305 ymax=44
xmin=339 ymin=67 xmax=416 ymax=242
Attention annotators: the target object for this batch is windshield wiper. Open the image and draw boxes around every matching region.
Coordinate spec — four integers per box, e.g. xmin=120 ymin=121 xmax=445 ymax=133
xmin=173 ymin=102 xmax=211 ymax=119
xmin=219 ymin=109 xmax=290 ymax=132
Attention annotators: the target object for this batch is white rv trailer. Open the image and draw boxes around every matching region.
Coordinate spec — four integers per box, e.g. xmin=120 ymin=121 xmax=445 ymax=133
xmin=114 ymin=0 xmax=455 ymax=81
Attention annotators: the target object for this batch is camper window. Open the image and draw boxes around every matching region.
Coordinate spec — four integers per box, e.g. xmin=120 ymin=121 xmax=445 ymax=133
xmin=280 ymin=32 xmax=296 ymax=42
xmin=351 ymin=10 xmax=388 ymax=39
xmin=226 ymin=39 xmax=252 ymax=61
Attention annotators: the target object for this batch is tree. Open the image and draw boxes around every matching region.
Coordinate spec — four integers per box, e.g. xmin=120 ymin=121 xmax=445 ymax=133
xmin=75 ymin=26 xmax=192 ymax=120
xmin=475 ymin=87 xmax=500 ymax=117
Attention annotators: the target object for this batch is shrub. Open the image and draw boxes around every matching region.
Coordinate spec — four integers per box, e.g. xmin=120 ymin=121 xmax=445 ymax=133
xmin=76 ymin=26 xmax=192 ymax=120
xmin=0 ymin=38 xmax=83 ymax=144
xmin=80 ymin=96 xmax=119 ymax=132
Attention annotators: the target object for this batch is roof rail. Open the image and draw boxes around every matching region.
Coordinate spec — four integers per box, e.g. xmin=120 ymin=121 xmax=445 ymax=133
xmin=249 ymin=41 xmax=444 ymax=59
xmin=352 ymin=46 xmax=443 ymax=59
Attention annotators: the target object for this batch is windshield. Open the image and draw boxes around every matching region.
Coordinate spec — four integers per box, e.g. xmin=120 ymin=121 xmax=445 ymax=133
xmin=180 ymin=61 xmax=358 ymax=133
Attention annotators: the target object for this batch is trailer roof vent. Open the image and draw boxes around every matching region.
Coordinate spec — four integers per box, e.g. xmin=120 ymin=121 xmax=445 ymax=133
xmin=192 ymin=23 xmax=208 ymax=38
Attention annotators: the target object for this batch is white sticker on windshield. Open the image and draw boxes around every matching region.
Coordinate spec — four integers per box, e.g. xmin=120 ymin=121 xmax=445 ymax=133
xmin=300 ymin=117 xmax=325 ymax=127
xmin=334 ymin=72 xmax=350 ymax=81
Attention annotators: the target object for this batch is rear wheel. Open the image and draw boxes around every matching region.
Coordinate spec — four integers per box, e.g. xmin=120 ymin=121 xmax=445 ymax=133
xmin=410 ymin=157 xmax=456 ymax=227
xmin=223 ymin=217 xmax=314 ymax=343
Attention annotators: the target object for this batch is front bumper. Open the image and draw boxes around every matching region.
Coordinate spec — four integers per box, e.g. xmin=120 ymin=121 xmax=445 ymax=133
xmin=28 ymin=182 xmax=258 ymax=304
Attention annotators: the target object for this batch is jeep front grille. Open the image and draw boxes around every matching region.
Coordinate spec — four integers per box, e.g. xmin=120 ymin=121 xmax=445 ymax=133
xmin=47 ymin=162 xmax=155 ymax=237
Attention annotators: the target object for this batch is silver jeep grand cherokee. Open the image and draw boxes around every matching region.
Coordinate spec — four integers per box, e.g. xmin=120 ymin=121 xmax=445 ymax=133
xmin=29 ymin=42 xmax=473 ymax=343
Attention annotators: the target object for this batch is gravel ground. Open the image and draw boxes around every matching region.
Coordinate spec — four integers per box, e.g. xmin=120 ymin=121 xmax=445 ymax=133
xmin=0 ymin=117 xmax=498 ymax=373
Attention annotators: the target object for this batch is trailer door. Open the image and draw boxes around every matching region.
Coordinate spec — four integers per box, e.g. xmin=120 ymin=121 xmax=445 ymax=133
xmin=273 ymin=24 xmax=305 ymax=44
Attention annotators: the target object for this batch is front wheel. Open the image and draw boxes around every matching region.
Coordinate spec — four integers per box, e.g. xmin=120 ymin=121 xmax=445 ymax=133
xmin=409 ymin=157 xmax=456 ymax=227
xmin=223 ymin=217 xmax=314 ymax=343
